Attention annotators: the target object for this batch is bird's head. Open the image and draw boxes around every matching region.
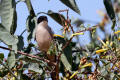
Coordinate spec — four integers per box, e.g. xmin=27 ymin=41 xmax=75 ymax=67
xmin=37 ymin=16 xmax=48 ymax=24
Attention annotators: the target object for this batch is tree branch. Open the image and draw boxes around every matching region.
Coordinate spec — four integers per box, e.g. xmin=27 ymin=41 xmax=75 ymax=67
xmin=0 ymin=46 xmax=56 ymax=66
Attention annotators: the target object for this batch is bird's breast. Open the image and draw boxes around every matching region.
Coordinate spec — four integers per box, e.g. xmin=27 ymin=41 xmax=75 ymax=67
xmin=35 ymin=26 xmax=53 ymax=52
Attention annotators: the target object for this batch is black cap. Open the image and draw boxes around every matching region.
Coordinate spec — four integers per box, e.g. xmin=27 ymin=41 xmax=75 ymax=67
xmin=37 ymin=16 xmax=48 ymax=24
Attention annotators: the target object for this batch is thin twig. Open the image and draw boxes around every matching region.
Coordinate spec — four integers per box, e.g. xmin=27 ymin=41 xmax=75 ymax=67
xmin=16 ymin=0 xmax=25 ymax=4
xmin=20 ymin=29 xmax=27 ymax=36
xmin=57 ymin=25 xmax=99 ymax=62
xmin=62 ymin=37 xmax=73 ymax=50
xmin=59 ymin=9 xmax=69 ymax=12
xmin=0 ymin=46 xmax=56 ymax=66
xmin=57 ymin=36 xmax=73 ymax=63
xmin=76 ymin=25 xmax=99 ymax=33
xmin=69 ymin=22 xmax=75 ymax=33
xmin=58 ymin=10 xmax=66 ymax=26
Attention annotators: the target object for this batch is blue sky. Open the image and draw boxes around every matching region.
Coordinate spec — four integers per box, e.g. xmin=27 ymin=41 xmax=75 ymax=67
xmin=0 ymin=0 xmax=106 ymax=58
xmin=15 ymin=0 xmax=105 ymax=44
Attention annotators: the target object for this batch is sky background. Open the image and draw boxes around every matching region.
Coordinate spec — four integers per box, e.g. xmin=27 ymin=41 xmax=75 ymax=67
xmin=0 ymin=0 xmax=107 ymax=58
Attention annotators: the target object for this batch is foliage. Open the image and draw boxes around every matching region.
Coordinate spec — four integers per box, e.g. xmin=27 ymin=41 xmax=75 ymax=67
xmin=0 ymin=0 xmax=120 ymax=80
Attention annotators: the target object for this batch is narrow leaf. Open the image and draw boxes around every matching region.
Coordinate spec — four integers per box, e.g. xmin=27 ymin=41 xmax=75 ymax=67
xmin=0 ymin=24 xmax=18 ymax=45
xmin=70 ymin=32 xmax=84 ymax=38
xmin=70 ymin=71 xmax=78 ymax=79
xmin=25 ymin=0 xmax=36 ymax=42
xmin=0 ymin=53 xmax=4 ymax=60
xmin=81 ymin=63 xmax=92 ymax=68
xmin=103 ymin=0 xmax=116 ymax=30
xmin=96 ymin=49 xmax=107 ymax=54
xmin=114 ymin=30 xmax=120 ymax=34
xmin=72 ymin=18 xmax=83 ymax=27
xmin=0 ymin=0 xmax=17 ymax=34
xmin=17 ymin=36 xmax=24 ymax=51
xmin=12 ymin=35 xmax=24 ymax=53
xmin=7 ymin=51 xmax=16 ymax=69
xmin=26 ymin=16 xmax=37 ymax=42
xmin=54 ymin=36 xmax=72 ymax=70
xmin=24 ymin=43 xmax=34 ymax=53
xmin=25 ymin=0 xmax=35 ymax=17
xmin=60 ymin=0 xmax=80 ymax=14
xmin=47 ymin=10 xmax=66 ymax=26
xmin=28 ymin=63 xmax=43 ymax=74
xmin=61 ymin=53 xmax=72 ymax=71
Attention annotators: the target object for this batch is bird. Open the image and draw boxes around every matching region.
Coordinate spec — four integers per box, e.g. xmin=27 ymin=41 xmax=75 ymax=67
xmin=35 ymin=16 xmax=57 ymax=80
xmin=35 ymin=16 xmax=54 ymax=52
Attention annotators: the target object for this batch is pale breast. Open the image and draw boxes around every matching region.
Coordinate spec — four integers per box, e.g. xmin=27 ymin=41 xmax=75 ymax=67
xmin=35 ymin=23 xmax=53 ymax=52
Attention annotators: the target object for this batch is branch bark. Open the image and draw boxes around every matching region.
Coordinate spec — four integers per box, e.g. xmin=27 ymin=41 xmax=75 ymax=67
xmin=0 ymin=46 xmax=56 ymax=66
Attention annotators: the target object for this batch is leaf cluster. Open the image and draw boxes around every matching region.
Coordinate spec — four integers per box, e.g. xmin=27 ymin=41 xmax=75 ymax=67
xmin=0 ymin=0 xmax=120 ymax=80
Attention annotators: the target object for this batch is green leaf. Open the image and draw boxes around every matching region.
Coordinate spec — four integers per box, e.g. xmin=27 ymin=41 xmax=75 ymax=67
xmin=0 ymin=24 xmax=18 ymax=45
xmin=38 ymin=10 xmax=66 ymax=26
xmin=61 ymin=53 xmax=72 ymax=71
xmin=25 ymin=0 xmax=35 ymax=17
xmin=72 ymin=18 xmax=83 ymax=27
xmin=0 ymin=0 xmax=17 ymax=34
xmin=11 ymin=36 xmax=24 ymax=54
xmin=47 ymin=10 xmax=66 ymax=26
xmin=26 ymin=16 xmax=37 ymax=42
xmin=110 ymin=73 xmax=115 ymax=80
xmin=54 ymin=36 xmax=72 ymax=64
xmin=7 ymin=51 xmax=16 ymax=69
xmin=54 ymin=36 xmax=72 ymax=71
xmin=10 ymin=11 xmax=17 ymax=34
xmin=0 ymin=53 xmax=4 ymax=60
xmin=60 ymin=0 xmax=80 ymax=14
xmin=103 ymin=0 xmax=116 ymax=30
xmin=24 ymin=43 xmax=34 ymax=53
xmin=99 ymin=77 xmax=105 ymax=80
xmin=16 ymin=0 xmax=25 ymax=4
xmin=100 ymin=66 xmax=108 ymax=76
xmin=17 ymin=36 xmax=24 ymax=51
xmin=72 ymin=54 xmax=79 ymax=71
xmin=28 ymin=63 xmax=43 ymax=74
xmin=0 ymin=69 xmax=9 ymax=77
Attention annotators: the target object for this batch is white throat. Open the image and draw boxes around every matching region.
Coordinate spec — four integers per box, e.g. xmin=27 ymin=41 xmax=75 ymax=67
xmin=39 ymin=21 xmax=48 ymax=27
